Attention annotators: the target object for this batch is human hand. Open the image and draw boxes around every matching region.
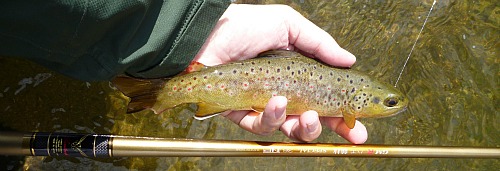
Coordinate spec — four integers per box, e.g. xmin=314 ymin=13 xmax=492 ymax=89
xmin=193 ymin=4 xmax=367 ymax=144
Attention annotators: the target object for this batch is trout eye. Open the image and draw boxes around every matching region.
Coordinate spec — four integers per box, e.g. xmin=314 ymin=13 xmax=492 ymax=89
xmin=384 ymin=98 xmax=398 ymax=107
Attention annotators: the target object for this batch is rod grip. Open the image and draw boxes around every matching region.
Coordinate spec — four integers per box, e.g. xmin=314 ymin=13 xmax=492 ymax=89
xmin=30 ymin=132 xmax=112 ymax=157
xmin=0 ymin=132 xmax=112 ymax=157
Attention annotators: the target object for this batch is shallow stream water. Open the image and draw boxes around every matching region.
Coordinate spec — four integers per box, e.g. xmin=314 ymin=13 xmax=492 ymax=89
xmin=1 ymin=0 xmax=498 ymax=170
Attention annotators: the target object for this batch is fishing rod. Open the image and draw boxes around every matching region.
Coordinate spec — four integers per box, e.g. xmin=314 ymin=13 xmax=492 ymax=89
xmin=1 ymin=132 xmax=498 ymax=158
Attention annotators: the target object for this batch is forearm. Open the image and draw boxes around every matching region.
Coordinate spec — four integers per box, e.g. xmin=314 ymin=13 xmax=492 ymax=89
xmin=0 ymin=0 xmax=230 ymax=81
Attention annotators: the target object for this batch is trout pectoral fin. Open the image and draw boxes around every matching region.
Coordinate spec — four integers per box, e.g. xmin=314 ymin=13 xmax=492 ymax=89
xmin=343 ymin=113 xmax=356 ymax=129
xmin=193 ymin=102 xmax=227 ymax=120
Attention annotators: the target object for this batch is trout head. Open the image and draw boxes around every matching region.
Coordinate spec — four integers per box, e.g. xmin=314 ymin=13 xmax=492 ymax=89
xmin=347 ymin=81 xmax=408 ymax=119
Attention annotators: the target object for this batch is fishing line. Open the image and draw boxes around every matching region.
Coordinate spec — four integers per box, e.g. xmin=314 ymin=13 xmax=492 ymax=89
xmin=394 ymin=0 xmax=436 ymax=87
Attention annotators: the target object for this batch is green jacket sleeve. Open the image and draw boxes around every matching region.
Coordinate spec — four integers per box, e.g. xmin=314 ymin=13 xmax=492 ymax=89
xmin=0 ymin=0 xmax=230 ymax=81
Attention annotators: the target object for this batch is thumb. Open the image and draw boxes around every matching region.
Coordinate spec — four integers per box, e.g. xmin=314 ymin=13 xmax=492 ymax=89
xmin=285 ymin=8 xmax=356 ymax=67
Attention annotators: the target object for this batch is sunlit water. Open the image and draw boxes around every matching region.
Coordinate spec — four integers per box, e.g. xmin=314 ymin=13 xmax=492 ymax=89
xmin=1 ymin=0 xmax=498 ymax=170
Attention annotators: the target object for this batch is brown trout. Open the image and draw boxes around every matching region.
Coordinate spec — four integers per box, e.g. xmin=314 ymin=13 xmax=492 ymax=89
xmin=113 ymin=50 xmax=408 ymax=128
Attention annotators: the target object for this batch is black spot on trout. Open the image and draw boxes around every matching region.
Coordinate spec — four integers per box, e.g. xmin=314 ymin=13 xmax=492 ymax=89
xmin=113 ymin=50 xmax=408 ymax=129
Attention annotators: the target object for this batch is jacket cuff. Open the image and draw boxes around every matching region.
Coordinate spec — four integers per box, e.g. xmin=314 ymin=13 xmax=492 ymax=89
xmin=128 ymin=0 xmax=231 ymax=78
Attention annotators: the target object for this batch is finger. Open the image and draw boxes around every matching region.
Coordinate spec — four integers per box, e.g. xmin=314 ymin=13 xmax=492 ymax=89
xmin=280 ymin=110 xmax=322 ymax=142
xmin=221 ymin=110 xmax=249 ymax=124
xmin=320 ymin=117 xmax=368 ymax=144
xmin=224 ymin=96 xmax=287 ymax=135
xmin=284 ymin=7 xmax=356 ymax=67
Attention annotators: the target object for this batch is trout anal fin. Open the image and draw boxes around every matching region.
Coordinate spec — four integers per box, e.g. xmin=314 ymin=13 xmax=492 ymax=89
xmin=193 ymin=113 xmax=221 ymax=120
xmin=193 ymin=102 xmax=228 ymax=120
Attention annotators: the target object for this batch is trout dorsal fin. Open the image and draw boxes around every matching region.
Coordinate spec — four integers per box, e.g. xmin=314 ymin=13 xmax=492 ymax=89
xmin=257 ymin=50 xmax=300 ymax=58
xmin=111 ymin=76 xmax=165 ymax=113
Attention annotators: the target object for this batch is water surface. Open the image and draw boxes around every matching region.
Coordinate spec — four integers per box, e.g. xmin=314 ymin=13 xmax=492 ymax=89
xmin=1 ymin=0 xmax=498 ymax=170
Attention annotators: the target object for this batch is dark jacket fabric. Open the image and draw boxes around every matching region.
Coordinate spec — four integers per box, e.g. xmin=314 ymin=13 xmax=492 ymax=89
xmin=0 ymin=0 xmax=231 ymax=81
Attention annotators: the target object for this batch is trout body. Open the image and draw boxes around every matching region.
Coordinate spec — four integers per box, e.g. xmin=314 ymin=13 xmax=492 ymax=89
xmin=114 ymin=50 xmax=408 ymax=128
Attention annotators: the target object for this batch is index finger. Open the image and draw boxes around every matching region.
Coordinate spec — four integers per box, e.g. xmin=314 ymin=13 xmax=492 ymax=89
xmin=320 ymin=117 xmax=368 ymax=144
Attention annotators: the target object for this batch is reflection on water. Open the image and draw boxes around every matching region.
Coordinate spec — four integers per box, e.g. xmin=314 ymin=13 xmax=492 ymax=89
xmin=1 ymin=0 xmax=498 ymax=170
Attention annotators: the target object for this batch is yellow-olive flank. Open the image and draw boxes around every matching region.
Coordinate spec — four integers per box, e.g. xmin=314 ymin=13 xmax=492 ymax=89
xmin=113 ymin=50 xmax=408 ymax=129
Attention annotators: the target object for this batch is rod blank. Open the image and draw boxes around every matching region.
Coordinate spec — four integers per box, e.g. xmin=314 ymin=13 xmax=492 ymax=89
xmin=1 ymin=132 xmax=498 ymax=158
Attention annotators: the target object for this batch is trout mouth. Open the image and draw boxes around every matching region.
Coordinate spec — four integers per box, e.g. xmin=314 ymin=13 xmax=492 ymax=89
xmin=379 ymin=106 xmax=408 ymax=118
xmin=354 ymin=106 xmax=407 ymax=118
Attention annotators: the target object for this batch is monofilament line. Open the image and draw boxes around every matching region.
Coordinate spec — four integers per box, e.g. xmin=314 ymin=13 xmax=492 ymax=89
xmin=394 ymin=0 xmax=436 ymax=87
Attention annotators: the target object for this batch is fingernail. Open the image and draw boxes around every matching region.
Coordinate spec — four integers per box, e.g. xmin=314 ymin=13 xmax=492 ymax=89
xmin=345 ymin=51 xmax=357 ymax=67
xmin=275 ymin=106 xmax=285 ymax=120
xmin=306 ymin=120 xmax=319 ymax=133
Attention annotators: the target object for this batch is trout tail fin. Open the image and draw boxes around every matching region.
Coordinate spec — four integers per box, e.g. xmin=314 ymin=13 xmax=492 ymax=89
xmin=111 ymin=76 xmax=165 ymax=113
